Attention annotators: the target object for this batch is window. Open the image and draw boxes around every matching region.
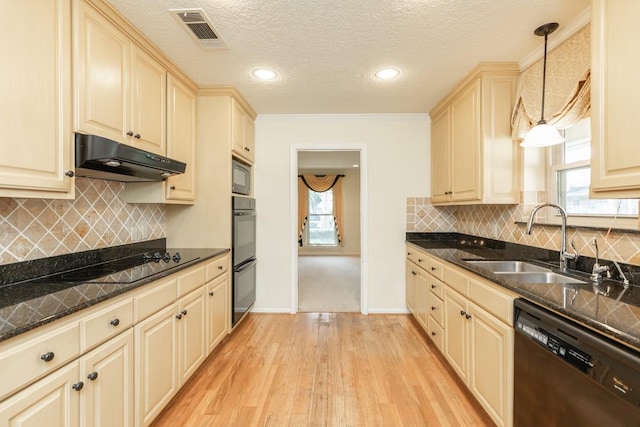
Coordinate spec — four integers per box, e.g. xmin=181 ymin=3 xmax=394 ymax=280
xmin=307 ymin=189 xmax=337 ymax=245
xmin=549 ymin=117 xmax=638 ymax=223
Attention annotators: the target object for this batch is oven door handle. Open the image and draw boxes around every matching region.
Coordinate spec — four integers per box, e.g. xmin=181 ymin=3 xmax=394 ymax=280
xmin=234 ymin=211 xmax=256 ymax=217
xmin=234 ymin=258 xmax=256 ymax=272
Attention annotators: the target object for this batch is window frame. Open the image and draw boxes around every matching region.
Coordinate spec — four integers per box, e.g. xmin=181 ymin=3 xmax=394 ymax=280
xmin=544 ymin=124 xmax=639 ymax=230
xmin=305 ymin=189 xmax=338 ymax=247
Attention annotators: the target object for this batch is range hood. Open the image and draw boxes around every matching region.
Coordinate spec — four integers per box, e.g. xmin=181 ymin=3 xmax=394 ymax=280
xmin=75 ymin=134 xmax=186 ymax=182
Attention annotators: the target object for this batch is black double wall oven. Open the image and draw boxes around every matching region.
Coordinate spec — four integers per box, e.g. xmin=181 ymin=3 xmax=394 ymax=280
xmin=232 ymin=196 xmax=256 ymax=326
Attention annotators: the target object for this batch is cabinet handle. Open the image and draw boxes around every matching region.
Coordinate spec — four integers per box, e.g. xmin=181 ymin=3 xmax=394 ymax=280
xmin=418 ymin=259 xmax=423 ymax=263
xmin=126 ymin=131 xmax=134 ymax=136
xmin=41 ymin=352 xmax=55 ymax=362
xmin=65 ymin=170 xmax=75 ymax=177
xmin=460 ymin=310 xmax=466 ymax=316
xmin=244 ymin=147 xmax=250 ymax=152
xmin=431 ymin=331 xmax=437 ymax=336
xmin=72 ymin=381 xmax=84 ymax=391
xmin=181 ymin=310 xmax=187 ymax=316
xmin=170 ymin=185 xmax=176 ymax=190
xmin=209 ymin=291 xmax=214 ymax=296
xmin=431 ymin=266 xmax=436 ymax=271
xmin=465 ymin=314 xmax=472 ymax=320
xmin=110 ymin=318 xmax=120 ymax=327
xmin=87 ymin=372 xmax=98 ymax=381
xmin=218 ymin=265 xmax=223 ymax=270
xmin=411 ymin=271 xmax=417 ymax=276
xmin=176 ymin=314 xmax=182 ymax=319
xmin=407 ymin=252 xmax=412 ymax=256
xmin=134 ymin=133 xmax=141 ymax=139
xmin=431 ymin=306 xmax=436 ymax=311
xmin=431 ymin=284 xmax=436 ymax=289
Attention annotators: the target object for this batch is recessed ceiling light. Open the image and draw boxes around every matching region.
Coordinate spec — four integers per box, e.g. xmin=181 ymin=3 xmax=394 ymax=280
xmin=253 ymin=68 xmax=277 ymax=80
xmin=375 ymin=68 xmax=400 ymax=80
xmin=352 ymin=164 xmax=359 ymax=168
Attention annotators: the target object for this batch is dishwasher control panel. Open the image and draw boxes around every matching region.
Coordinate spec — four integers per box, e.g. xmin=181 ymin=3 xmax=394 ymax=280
xmin=516 ymin=313 xmax=593 ymax=373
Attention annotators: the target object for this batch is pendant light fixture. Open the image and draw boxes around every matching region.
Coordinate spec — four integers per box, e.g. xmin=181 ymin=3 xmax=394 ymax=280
xmin=520 ymin=22 xmax=565 ymax=148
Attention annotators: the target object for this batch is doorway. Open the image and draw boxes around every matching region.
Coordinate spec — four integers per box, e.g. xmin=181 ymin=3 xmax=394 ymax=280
xmin=290 ymin=145 xmax=368 ymax=314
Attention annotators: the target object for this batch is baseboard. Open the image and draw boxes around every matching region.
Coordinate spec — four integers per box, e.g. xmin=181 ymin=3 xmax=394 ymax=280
xmin=367 ymin=308 xmax=411 ymax=314
xmin=250 ymin=308 xmax=292 ymax=314
xmin=298 ymin=252 xmax=361 ymax=256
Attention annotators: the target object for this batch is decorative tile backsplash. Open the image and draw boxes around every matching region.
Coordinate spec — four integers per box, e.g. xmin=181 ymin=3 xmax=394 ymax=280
xmin=0 ymin=178 xmax=165 ymax=264
xmin=407 ymin=196 xmax=640 ymax=266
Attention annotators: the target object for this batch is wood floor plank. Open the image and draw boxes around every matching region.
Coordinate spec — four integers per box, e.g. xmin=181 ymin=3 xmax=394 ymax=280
xmin=152 ymin=313 xmax=494 ymax=427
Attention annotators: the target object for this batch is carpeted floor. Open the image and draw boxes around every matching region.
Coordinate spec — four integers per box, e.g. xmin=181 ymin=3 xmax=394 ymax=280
xmin=298 ymin=255 xmax=361 ymax=312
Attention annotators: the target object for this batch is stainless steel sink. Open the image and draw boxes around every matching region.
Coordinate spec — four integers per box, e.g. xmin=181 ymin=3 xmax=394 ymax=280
xmin=465 ymin=260 xmax=551 ymax=273
xmin=494 ymin=272 xmax=586 ymax=284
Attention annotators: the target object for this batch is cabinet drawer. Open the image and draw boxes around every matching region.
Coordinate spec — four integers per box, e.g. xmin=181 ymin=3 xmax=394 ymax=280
xmin=428 ymin=317 xmax=444 ymax=353
xmin=429 ymin=258 xmax=444 ymax=281
xmin=429 ymin=295 xmax=444 ymax=327
xmin=81 ymin=298 xmax=133 ymax=351
xmin=444 ymin=265 xmax=469 ymax=296
xmin=206 ymin=255 xmax=229 ymax=281
xmin=0 ymin=321 xmax=80 ymax=400
xmin=134 ymin=278 xmax=177 ymax=322
xmin=428 ymin=275 xmax=445 ymax=300
xmin=468 ymin=278 xmax=515 ymax=325
xmin=177 ymin=266 xmax=206 ymax=297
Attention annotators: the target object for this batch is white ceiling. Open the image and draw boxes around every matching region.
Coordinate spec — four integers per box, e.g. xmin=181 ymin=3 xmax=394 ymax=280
xmin=106 ymin=0 xmax=590 ymax=115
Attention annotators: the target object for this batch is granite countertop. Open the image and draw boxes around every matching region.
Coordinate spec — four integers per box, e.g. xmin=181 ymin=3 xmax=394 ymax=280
xmin=0 ymin=240 xmax=229 ymax=343
xmin=406 ymin=233 xmax=640 ymax=351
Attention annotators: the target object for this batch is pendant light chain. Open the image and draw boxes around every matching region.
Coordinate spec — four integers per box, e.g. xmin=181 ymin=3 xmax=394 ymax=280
xmin=540 ymin=29 xmax=549 ymax=124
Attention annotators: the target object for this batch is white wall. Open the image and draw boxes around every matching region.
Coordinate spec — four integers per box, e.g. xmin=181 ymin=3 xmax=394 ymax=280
xmin=254 ymin=114 xmax=430 ymax=313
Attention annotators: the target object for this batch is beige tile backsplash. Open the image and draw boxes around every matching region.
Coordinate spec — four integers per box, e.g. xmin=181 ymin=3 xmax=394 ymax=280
xmin=0 ymin=178 xmax=165 ymax=264
xmin=407 ymin=196 xmax=640 ymax=266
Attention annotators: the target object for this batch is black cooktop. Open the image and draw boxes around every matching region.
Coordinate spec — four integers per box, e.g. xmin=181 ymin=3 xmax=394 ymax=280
xmin=34 ymin=251 xmax=199 ymax=284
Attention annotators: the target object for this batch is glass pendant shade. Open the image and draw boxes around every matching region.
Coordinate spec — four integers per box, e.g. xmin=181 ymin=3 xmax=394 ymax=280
xmin=520 ymin=22 xmax=563 ymax=148
xmin=520 ymin=121 xmax=565 ymax=148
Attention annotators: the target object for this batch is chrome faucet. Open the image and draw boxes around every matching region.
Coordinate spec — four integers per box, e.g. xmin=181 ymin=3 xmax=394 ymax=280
xmin=591 ymin=238 xmax=611 ymax=282
xmin=525 ymin=203 xmax=578 ymax=273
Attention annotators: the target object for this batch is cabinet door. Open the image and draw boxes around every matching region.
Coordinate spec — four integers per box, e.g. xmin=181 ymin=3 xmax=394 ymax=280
xmin=130 ymin=45 xmax=166 ymax=155
xmin=590 ymin=0 xmax=640 ymax=197
xmin=134 ymin=303 xmax=178 ymax=427
xmin=405 ymin=261 xmax=417 ymax=314
xmin=81 ymin=329 xmax=134 ymax=427
xmin=450 ymin=79 xmax=481 ymax=202
xmin=0 ymin=0 xmax=73 ymax=198
xmin=206 ymin=274 xmax=229 ymax=354
xmin=231 ymin=98 xmax=246 ymax=157
xmin=74 ymin=1 xmax=129 ymax=144
xmin=444 ymin=288 xmax=468 ymax=381
xmin=243 ymin=115 xmax=256 ymax=163
xmin=430 ymin=107 xmax=451 ymax=204
xmin=414 ymin=269 xmax=429 ymax=329
xmin=177 ymin=287 xmax=206 ymax=385
xmin=0 ymin=361 xmax=80 ymax=427
xmin=468 ymin=304 xmax=513 ymax=427
xmin=166 ymin=75 xmax=196 ymax=201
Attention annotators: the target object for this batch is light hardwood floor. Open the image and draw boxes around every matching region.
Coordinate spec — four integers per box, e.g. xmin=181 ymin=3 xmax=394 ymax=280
xmin=152 ymin=313 xmax=494 ymax=426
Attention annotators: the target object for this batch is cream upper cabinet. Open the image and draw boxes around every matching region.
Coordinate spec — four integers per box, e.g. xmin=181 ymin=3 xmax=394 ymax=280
xmin=0 ymin=0 xmax=74 ymax=199
xmin=123 ymin=74 xmax=196 ymax=204
xmin=75 ymin=0 xmax=166 ymax=155
xmin=590 ymin=0 xmax=640 ymax=198
xmin=165 ymin=75 xmax=196 ymax=202
xmin=231 ymin=97 xmax=256 ymax=164
xmin=429 ymin=63 xmax=520 ymax=205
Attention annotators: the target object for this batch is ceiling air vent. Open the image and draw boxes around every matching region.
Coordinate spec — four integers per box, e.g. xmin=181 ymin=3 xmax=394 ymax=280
xmin=170 ymin=8 xmax=227 ymax=49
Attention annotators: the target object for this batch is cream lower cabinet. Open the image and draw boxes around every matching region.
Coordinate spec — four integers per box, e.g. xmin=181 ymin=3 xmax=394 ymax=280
xmin=177 ymin=287 xmax=206 ymax=384
xmin=0 ymin=0 xmax=74 ymax=199
xmin=206 ymin=274 xmax=230 ymax=353
xmin=590 ymin=0 xmax=640 ymax=198
xmin=405 ymin=261 xmax=417 ymax=314
xmin=405 ymin=244 xmax=515 ymax=427
xmin=0 ymin=329 xmax=134 ymax=427
xmin=80 ymin=329 xmax=134 ymax=427
xmin=429 ymin=63 xmax=519 ymax=205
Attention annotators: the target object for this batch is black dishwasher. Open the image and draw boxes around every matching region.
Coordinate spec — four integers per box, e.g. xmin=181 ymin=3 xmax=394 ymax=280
xmin=514 ymin=299 xmax=640 ymax=426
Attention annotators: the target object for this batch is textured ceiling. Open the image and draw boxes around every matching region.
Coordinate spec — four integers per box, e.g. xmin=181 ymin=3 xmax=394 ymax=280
xmin=106 ymin=0 xmax=590 ymax=114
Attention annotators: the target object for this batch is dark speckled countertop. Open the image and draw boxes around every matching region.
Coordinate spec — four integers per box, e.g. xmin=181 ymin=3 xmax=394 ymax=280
xmin=0 ymin=239 xmax=228 ymax=342
xmin=407 ymin=233 xmax=640 ymax=351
